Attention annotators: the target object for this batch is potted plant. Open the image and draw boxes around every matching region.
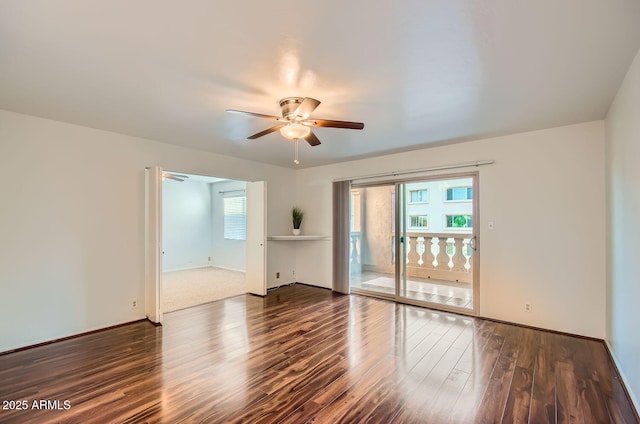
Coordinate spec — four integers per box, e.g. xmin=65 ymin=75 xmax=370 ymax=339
xmin=292 ymin=206 xmax=304 ymax=235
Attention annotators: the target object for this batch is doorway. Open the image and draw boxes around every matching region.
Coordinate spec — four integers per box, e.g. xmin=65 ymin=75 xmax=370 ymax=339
xmin=145 ymin=166 xmax=267 ymax=323
xmin=162 ymin=172 xmax=247 ymax=312
xmin=349 ymin=173 xmax=479 ymax=314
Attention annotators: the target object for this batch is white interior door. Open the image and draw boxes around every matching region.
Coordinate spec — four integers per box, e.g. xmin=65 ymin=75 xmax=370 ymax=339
xmin=246 ymin=181 xmax=267 ymax=296
xmin=145 ymin=166 xmax=163 ymax=323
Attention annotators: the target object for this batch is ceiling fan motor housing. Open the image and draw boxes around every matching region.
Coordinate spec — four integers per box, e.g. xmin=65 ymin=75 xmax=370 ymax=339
xmin=279 ymin=97 xmax=305 ymax=120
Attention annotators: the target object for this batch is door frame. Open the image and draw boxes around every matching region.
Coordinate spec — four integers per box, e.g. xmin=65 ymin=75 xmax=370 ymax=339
xmin=145 ymin=166 xmax=163 ymax=324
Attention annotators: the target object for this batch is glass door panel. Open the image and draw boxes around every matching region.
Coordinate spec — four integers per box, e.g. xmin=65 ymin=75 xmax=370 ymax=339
xmin=399 ymin=176 xmax=476 ymax=311
xmin=349 ymin=184 xmax=396 ymax=297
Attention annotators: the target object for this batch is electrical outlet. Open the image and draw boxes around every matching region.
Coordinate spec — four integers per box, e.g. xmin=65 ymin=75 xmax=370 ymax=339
xmin=132 ymin=300 xmax=138 ymax=309
xmin=524 ymin=303 xmax=532 ymax=312
xmin=276 ymin=272 xmax=280 ymax=279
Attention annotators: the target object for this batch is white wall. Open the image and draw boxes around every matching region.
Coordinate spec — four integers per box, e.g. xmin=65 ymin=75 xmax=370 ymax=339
xmin=295 ymin=121 xmax=606 ymax=338
xmin=605 ymin=48 xmax=640 ymax=410
xmin=162 ymin=179 xmax=213 ymax=271
xmin=0 ymin=109 xmax=296 ymax=352
xmin=211 ymin=179 xmax=247 ymax=272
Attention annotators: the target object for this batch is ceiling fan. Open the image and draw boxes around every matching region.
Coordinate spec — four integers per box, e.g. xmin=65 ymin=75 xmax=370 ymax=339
xmin=226 ymin=97 xmax=364 ymax=164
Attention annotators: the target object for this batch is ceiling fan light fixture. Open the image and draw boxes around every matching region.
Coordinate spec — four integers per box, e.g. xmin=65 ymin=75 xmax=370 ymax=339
xmin=279 ymin=122 xmax=311 ymax=140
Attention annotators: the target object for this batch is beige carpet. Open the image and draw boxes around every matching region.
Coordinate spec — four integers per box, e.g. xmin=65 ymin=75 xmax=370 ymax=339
xmin=162 ymin=266 xmax=246 ymax=312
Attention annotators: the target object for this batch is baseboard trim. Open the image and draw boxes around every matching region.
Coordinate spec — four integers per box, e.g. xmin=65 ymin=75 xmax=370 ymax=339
xmin=146 ymin=318 xmax=163 ymax=327
xmin=164 ymin=265 xmax=246 ymax=273
xmin=163 ymin=265 xmax=213 ymax=273
xmin=209 ymin=264 xmax=246 ymax=273
xmin=603 ymin=340 xmax=640 ymax=421
xmin=0 ymin=319 xmax=150 ymax=356
xmin=477 ymin=315 xmax=604 ymax=343
xmin=296 ymin=282 xmax=332 ymax=290
xmin=267 ymin=282 xmax=333 ymax=292
xmin=268 ymin=282 xmax=296 ymax=291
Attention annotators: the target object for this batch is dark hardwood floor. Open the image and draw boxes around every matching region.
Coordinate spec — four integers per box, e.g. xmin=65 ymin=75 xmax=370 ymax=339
xmin=0 ymin=284 xmax=637 ymax=423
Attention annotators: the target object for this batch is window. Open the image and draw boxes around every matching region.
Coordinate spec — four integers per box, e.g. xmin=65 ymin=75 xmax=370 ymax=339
xmin=223 ymin=196 xmax=246 ymax=240
xmin=409 ymin=215 xmax=428 ymax=228
xmin=446 ymin=215 xmax=473 ymax=229
xmin=409 ymin=189 xmax=428 ymax=203
xmin=446 ymin=187 xmax=473 ymax=201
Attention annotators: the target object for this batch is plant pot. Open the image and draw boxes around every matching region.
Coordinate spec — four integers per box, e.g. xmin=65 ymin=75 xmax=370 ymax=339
xmin=292 ymin=229 xmax=301 ymax=236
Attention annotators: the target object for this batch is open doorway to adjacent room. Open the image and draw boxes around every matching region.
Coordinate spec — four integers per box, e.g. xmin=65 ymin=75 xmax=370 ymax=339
xmin=161 ymin=171 xmax=247 ymax=312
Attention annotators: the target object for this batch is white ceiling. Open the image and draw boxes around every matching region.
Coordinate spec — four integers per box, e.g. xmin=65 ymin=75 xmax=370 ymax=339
xmin=1 ymin=1 xmax=639 ymax=168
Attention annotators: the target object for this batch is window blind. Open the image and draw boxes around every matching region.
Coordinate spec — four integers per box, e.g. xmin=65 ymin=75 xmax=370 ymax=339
xmin=223 ymin=196 xmax=246 ymax=240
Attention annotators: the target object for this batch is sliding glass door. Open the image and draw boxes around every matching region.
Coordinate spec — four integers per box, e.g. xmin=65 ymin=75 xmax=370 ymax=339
xmin=350 ymin=173 xmax=478 ymax=314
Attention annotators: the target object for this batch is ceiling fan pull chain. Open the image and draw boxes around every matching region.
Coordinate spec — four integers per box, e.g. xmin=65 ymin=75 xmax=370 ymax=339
xmin=294 ymin=139 xmax=300 ymax=165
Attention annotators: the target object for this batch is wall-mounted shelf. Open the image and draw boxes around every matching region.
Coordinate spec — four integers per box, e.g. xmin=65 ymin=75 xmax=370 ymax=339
xmin=267 ymin=235 xmax=330 ymax=241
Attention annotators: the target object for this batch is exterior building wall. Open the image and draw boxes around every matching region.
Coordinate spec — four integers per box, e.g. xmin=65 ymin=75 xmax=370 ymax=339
xmin=405 ymin=178 xmax=473 ymax=235
xmin=357 ymin=185 xmax=395 ymax=274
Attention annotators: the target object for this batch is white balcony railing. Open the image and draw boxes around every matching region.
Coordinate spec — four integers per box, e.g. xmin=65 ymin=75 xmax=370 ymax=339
xmin=350 ymin=232 xmax=473 ymax=284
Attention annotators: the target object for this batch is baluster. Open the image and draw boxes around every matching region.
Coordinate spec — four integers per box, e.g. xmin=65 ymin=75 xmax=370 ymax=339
xmin=405 ymin=236 xmax=412 ymax=264
xmin=436 ymin=237 xmax=450 ymax=270
xmin=463 ymin=238 xmax=471 ymax=271
xmin=416 ymin=237 xmax=425 ymax=266
xmin=451 ymin=237 xmax=466 ymax=272
xmin=350 ymin=233 xmax=360 ymax=266
xmin=424 ymin=236 xmax=436 ymax=269
xmin=447 ymin=238 xmax=455 ymax=269
xmin=407 ymin=236 xmax=419 ymax=267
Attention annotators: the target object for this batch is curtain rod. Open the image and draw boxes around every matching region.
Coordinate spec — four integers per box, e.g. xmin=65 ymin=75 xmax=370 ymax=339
xmin=333 ymin=160 xmax=494 ymax=182
xmin=218 ymin=189 xmax=246 ymax=195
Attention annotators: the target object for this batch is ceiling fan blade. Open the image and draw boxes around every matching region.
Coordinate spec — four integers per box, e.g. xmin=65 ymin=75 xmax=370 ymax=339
xmin=226 ymin=109 xmax=281 ymax=120
xmin=165 ymin=173 xmax=189 ymax=179
xmin=304 ymin=131 xmax=321 ymax=146
xmin=293 ymin=97 xmax=321 ymax=119
xmin=308 ymin=119 xmax=364 ymax=130
xmin=247 ymin=124 xmax=286 ymax=139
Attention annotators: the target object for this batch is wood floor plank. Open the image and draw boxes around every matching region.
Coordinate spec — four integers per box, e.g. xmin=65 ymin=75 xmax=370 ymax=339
xmin=580 ymin=338 xmax=639 ymax=423
xmin=473 ymin=324 xmax=522 ymax=423
xmin=447 ymin=324 xmax=507 ymax=423
xmin=279 ymin=345 xmax=393 ymax=424
xmin=367 ymin=314 xmax=473 ymax=422
xmin=0 ymin=284 xmax=637 ymax=424
xmin=388 ymin=317 xmax=471 ymax=422
xmin=529 ymin=330 xmax=559 ymax=424
xmin=502 ymin=327 xmax=537 ymax=423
